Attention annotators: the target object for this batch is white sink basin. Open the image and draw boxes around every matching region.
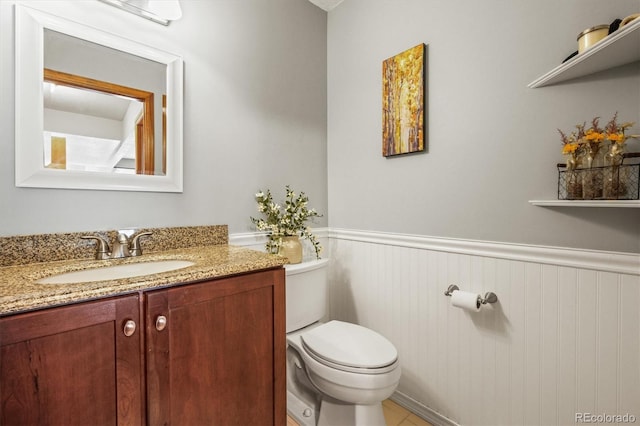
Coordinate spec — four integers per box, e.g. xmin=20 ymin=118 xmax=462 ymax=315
xmin=36 ymin=260 xmax=195 ymax=284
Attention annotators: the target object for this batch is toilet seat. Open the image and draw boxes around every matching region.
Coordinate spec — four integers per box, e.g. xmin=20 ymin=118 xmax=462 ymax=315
xmin=300 ymin=320 xmax=398 ymax=374
xmin=287 ymin=320 xmax=401 ymax=406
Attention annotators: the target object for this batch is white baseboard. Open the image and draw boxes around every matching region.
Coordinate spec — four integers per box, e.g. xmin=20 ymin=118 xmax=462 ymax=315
xmin=391 ymin=391 xmax=458 ymax=426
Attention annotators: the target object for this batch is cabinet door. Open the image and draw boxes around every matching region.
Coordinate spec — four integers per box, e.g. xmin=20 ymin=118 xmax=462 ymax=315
xmin=0 ymin=295 xmax=143 ymax=426
xmin=146 ymin=269 xmax=285 ymax=426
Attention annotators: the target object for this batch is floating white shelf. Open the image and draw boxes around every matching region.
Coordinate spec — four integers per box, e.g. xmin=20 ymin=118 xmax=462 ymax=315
xmin=528 ymin=18 xmax=640 ymax=88
xmin=529 ymin=199 xmax=640 ymax=208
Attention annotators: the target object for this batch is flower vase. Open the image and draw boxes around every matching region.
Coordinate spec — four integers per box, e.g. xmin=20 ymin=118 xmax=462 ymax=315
xmin=564 ymin=152 xmax=582 ymax=200
xmin=603 ymin=142 xmax=626 ymax=199
xmin=581 ymin=144 xmax=604 ymax=199
xmin=278 ymin=236 xmax=303 ymax=264
xmin=567 ymin=170 xmax=583 ymax=200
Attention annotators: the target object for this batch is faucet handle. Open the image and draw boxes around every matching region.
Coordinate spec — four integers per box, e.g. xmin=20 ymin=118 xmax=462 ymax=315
xmin=129 ymin=231 xmax=152 ymax=257
xmin=81 ymin=235 xmax=111 ymax=260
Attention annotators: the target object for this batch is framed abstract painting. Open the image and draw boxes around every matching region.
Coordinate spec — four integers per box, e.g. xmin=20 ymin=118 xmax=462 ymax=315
xmin=382 ymin=43 xmax=426 ymax=157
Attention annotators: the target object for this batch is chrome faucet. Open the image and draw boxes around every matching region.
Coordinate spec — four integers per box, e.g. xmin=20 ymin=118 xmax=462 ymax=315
xmin=82 ymin=231 xmax=153 ymax=260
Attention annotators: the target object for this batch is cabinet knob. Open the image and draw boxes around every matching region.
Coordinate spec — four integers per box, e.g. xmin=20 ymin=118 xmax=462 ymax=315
xmin=155 ymin=315 xmax=167 ymax=331
xmin=123 ymin=319 xmax=136 ymax=337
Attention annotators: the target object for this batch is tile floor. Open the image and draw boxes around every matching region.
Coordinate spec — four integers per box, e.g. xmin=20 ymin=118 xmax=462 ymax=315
xmin=286 ymin=399 xmax=433 ymax=426
xmin=382 ymin=399 xmax=433 ymax=426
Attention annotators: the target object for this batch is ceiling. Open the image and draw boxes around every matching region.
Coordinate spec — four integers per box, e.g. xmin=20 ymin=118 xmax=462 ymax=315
xmin=307 ymin=0 xmax=345 ymax=11
xmin=43 ymin=82 xmax=136 ymax=121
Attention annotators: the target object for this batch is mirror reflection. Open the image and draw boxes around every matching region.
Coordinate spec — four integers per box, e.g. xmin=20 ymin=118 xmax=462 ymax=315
xmin=43 ymin=29 xmax=167 ymax=175
xmin=15 ymin=4 xmax=183 ymax=192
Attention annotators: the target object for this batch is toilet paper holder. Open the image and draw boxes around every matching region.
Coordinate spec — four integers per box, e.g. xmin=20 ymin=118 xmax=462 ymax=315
xmin=444 ymin=284 xmax=498 ymax=305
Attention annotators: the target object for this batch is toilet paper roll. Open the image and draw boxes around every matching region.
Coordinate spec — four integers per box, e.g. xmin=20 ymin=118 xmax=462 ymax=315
xmin=450 ymin=290 xmax=480 ymax=312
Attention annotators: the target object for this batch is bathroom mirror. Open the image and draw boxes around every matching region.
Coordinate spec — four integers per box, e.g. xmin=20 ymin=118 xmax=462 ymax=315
xmin=15 ymin=5 xmax=183 ymax=192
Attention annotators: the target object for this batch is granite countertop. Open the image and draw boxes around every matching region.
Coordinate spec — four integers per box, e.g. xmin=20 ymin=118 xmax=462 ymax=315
xmin=0 ymin=244 xmax=286 ymax=316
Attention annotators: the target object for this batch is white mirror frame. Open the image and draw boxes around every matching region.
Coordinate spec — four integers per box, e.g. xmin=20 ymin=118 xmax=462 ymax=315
xmin=15 ymin=5 xmax=184 ymax=192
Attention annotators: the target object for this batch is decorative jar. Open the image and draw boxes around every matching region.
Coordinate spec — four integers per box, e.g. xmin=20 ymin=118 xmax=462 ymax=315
xmin=577 ymin=25 xmax=609 ymax=54
xmin=603 ymin=141 xmax=626 ymax=199
xmin=278 ymin=236 xmax=303 ymax=264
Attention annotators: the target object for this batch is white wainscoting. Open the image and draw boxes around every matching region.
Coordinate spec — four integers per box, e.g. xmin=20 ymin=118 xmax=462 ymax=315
xmin=327 ymin=229 xmax=640 ymax=426
xmin=230 ymin=228 xmax=639 ymax=426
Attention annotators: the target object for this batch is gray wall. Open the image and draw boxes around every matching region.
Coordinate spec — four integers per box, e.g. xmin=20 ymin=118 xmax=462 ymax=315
xmin=327 ymin=0 xmax=640 ymax=253
xmin=0 ymin=0 xmax=328 ymax=236
xmin=3 ymin=0 xmax=639 ymax=253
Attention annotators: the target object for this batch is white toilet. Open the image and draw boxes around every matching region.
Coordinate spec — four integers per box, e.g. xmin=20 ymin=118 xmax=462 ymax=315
xmin=285 ymin=258 xmax=401 ymax=426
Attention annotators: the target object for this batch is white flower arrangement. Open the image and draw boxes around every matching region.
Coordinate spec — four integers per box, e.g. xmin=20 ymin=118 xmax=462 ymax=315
xmin=250 ymin=185 xmax=323 ymax=259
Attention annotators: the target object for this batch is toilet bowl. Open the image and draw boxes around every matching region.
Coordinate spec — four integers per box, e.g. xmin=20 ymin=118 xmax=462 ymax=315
xmin=285 ymin=259 xmax=401 ymax=426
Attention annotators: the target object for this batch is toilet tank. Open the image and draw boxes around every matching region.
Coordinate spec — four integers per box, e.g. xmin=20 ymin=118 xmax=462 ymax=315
xmin=284 ymin=258 xmax=329 ymax=333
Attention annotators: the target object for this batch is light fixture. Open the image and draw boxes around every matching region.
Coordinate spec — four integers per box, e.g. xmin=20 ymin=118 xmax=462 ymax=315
xmin=97 ymin=0 xmax=182 ymax=26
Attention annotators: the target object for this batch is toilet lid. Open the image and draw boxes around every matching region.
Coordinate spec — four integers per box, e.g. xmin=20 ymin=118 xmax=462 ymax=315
xmin=300 ymin=320 xmax=397 ymax=369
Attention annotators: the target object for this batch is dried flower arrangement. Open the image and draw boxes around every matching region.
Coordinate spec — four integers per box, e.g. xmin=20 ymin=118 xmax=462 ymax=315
xmin=557 ymin=113 xmax=640 ymax=200
xmin=558 ymin=112 xmax=637 ymax=169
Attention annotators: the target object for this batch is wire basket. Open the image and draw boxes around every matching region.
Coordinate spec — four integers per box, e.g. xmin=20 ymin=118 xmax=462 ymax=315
xmin=557 ymin=155 xmax=640 ymax=200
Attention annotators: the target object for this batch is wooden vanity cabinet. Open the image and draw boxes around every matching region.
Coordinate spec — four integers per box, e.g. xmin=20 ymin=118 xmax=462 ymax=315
xmin=0 ymin=267 xmax=285 ymax=426
xmin=0 ymin=295 xmax=143 ymax=425
xmin=145 ymin=268 xmax=286 ymax=426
